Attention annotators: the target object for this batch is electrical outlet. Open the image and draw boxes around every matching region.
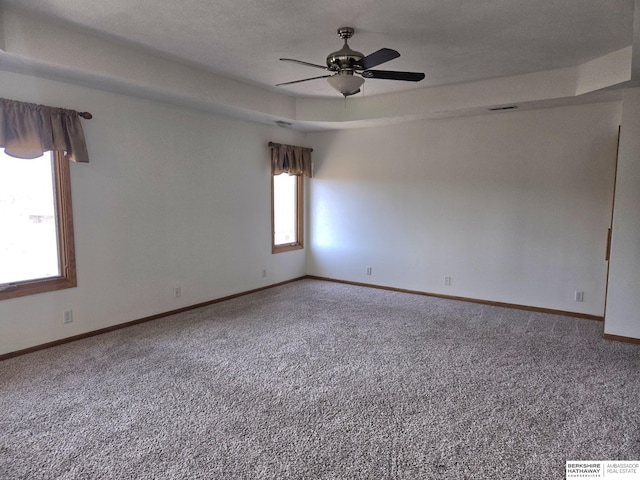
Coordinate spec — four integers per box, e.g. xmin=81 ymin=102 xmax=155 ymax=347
xmin=63 ymin=310 xmax=73 ymax=324
xmin=444 ymin=276 xmax=452 ymax=286
xmin=173 ymin=286 xmax=182 ymax=299
xmin=366 ymin=266 xmax=372 ymax=275
xmin=575 ymin=291 xmax=584 ymax=302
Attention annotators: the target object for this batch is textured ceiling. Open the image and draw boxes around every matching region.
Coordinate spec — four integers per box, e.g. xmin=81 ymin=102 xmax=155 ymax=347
xmin=0 ymin=0 xmax=634 ymax=98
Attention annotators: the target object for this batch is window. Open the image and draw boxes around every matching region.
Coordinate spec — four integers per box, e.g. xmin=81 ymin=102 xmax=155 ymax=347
xmin=268 ymin=141 xmax=311 ymax=253
xmin=272 ymin=172 xmax=304 ymax=253
xmin=0 ymin=149 xmax=77 ymax=300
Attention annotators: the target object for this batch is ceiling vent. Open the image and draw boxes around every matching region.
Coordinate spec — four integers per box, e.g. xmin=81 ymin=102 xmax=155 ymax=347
xmin=489 ymin=105 xmax=518 ymax=111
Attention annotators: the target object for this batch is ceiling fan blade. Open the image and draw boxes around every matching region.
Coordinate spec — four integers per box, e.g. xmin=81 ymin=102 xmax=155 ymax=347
xmin=276 ymin=75 xmax=333 ymax=86
xmin=358 ymin=48 xmax=400 ymax=70
xmin=361 ymin=70 xmax=425 ymax=82
xmin=280 ymin=58 xmax=328 ymax=70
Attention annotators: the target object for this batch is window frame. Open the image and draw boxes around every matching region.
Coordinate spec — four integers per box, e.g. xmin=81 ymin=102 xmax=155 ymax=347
xmin=0 ymin=151 xmax=77 ymax=301
xmin=271 ymin=172 xmax=304 ymax=254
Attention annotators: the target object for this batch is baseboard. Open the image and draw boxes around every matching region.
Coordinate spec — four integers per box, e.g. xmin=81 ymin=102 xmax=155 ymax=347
xmin=1 ymin=274 xmax=617 ymax=361
xmin=603 ymin=333 xmax=640 ymax=345
xmin=305 ymin=275 xmax=605 ymax=321
xmin=0 ymin=276 xmax=306 ymax=361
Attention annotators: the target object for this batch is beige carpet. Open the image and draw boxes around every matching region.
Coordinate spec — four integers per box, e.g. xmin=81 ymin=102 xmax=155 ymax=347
xmin=1 ymin=279 xmax=639 ymax=479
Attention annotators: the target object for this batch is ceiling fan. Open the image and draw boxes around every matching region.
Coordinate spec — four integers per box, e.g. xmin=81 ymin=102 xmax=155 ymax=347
xmin=276 ymin=27 xmax=425 ymax=97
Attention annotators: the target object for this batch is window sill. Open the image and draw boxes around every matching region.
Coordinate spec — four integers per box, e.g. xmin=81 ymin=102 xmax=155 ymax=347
xmin=0 ymin=276 xmax=77 ymax=301
xmin=272 ymin=243 xmax=304 ymax=254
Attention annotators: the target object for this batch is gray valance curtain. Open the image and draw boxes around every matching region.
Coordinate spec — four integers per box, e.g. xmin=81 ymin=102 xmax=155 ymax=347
xmin=0 ymin=98 xmax=90 ymax=163
xmin=269 ymin=142 xmax=313 ymax=177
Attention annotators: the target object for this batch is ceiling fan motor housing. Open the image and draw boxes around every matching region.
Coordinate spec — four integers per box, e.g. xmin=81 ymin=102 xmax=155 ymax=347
xmin=326 ymin=27 xmax=364 ymax=72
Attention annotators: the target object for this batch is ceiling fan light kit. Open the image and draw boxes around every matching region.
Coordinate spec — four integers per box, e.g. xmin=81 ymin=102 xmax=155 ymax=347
xmin=327 ymin=72 xmax=365 ymax=96
xmin=277 ymin=27 xmax=425 ymax=97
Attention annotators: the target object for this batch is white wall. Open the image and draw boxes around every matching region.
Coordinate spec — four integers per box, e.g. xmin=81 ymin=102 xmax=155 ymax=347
xmin=0 ymin=69 xmax=628 ymax=355
xmin=0 ymin=70 xmax=307 ymax=355
xmin=605 ymin=87 xmax=640 ymax=338
xmin=307 ymin=102 xmax=621 ymax=316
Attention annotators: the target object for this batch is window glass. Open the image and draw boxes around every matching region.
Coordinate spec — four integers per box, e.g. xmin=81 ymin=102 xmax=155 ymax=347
xmin=272 ymin=173 xmax=303 ymax=253
xmin=273 ymin=173 xmax=298 ymax=245
xmin=0 ymin=151 xmax=60 ymax=283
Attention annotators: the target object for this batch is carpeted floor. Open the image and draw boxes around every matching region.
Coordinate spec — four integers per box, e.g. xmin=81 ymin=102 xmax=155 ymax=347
xmin=1 ymin=279 xmax=639 ymax=479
